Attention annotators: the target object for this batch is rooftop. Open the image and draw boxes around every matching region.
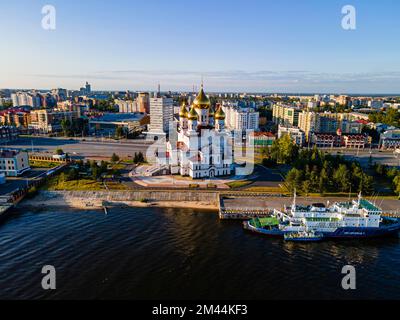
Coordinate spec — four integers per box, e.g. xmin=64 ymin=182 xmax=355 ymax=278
xmin=90 ymin=112 xmax=146 ymax=123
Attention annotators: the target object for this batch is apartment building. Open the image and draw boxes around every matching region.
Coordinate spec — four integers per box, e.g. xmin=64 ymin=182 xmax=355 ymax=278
xmin=29 ymin=109 xmax=78 ymax=133
xmin=278 ymin=125 xmax=306 ymax=146
xmin=0 ymin=150 xmax=30 ymax=177
xmin=272 ymin=104 xmax=301 ymax=127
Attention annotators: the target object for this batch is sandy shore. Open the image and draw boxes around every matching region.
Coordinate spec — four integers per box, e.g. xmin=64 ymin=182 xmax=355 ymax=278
xmin=19 ymin=193 xmax=219 ymax=211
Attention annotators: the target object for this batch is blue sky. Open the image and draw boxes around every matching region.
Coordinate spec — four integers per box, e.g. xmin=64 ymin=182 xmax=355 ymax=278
xmin=1 ymin=0 xmax=400 ymax=93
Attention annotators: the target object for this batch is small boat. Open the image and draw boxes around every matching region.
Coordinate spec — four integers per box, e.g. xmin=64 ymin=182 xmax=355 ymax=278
xmin=284 ymin=231 xmax=324 ymax=242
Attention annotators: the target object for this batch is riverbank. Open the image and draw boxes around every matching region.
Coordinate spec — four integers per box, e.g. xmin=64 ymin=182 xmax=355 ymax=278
xmin=18 ymin=191 xmax=219 ymax=211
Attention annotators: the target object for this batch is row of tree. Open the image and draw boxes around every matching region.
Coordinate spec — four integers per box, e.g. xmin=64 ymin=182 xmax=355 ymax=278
xmin=262 ymin=136 xmax=375 ymax=195
xmin=374 ymin=163 xmax=400 ymax=196
xmin=369 ymin=109 xmax=400 ymax=127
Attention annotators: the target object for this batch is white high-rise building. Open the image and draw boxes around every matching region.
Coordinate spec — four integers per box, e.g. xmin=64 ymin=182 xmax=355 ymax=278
xmin=148 ymin=96 xmax=174 ymax=135
xmin=11 ymin=92 xmax=41 ymax=108
xmin=222 ymin=102 xmax=259 ymax=131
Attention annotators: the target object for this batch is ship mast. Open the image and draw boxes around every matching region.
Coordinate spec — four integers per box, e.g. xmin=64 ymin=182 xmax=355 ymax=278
xmin=292 ymin=188 xmax=297 ymax=211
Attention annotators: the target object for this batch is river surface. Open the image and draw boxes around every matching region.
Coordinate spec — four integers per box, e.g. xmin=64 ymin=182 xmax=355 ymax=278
xmin=0 ymin=206 xmax=399 ymax=300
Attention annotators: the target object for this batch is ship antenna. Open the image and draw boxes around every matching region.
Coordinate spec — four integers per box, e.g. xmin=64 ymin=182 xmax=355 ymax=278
xmin=292 ymin=188 xmax=297 ymax=210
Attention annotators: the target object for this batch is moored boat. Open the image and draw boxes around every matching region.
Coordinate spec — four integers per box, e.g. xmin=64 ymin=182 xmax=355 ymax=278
xmin=284 ymin=231 xmax=324 ymax=242
xmin=243 ymin=192 xmax=400 ymax=240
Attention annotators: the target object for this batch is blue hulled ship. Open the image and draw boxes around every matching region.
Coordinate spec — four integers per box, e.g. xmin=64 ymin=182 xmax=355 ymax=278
xmin=244 ymin=193 xmax=400 ymax=240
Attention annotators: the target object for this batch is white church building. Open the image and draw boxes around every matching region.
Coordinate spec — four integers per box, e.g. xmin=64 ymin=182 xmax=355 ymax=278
xmin=160 ymin=85 xmax=233 ymax=179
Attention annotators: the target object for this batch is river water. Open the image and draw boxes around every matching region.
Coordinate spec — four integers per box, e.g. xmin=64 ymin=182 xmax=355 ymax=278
xmin=0 ymin=206 xmax=399 ymax=300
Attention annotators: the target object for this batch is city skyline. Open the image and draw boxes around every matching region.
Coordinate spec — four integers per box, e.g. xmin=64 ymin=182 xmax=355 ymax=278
xmin=1 ymin=0 xmax=400 ymax=93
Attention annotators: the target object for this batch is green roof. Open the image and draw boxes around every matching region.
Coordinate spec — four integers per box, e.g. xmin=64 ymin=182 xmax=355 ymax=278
xmin=251 ymin=217 xmax=279 ymax=227
xmin=359 ymin=199 xmax=380 ymax=212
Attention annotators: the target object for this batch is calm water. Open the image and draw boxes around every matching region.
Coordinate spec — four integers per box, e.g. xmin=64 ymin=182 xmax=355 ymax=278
xmin=0 ymin=206 xmax=399 ymax=300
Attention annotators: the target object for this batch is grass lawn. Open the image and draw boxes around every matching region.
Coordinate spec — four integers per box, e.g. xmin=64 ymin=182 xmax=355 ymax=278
xmin=243 ymin=186 xmax=287 ymax=194
xmin=105 ymin=182 xmax=128 ymax=190
xmin=43 ymin=177 xmax=105 ymax=191
xmin=30 ymin=161 xmax=61 ymax=169
xmin=227 ymin=180 xmax=254 ymax=189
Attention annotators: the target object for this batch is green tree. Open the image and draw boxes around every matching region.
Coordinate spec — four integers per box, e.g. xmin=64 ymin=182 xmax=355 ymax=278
xmin=302 ymin=180 xmax=312 ymax=196
xmin=55 ymin=148 xmax=64 ymax=155
xmin=115 ymin=126 xmax=124 ymax=138
xmin=333 ymin=164 xmax=351 ymax=192
xmin=111 ymin=153 xmax=120 ymax=163
xmin=393 ymin=175 xmax=400 ymax=198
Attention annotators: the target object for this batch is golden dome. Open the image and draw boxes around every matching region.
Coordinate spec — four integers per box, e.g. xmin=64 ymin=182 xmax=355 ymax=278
xmin=193 ymin=85 xmax=211 ymax=109
xmin=215 ymin=106 xmax=225 ymax=120
xmin=188 ymin=106 xmax=198 ymax=120
xmin=179 ymin=103 xmax=188 ymax=118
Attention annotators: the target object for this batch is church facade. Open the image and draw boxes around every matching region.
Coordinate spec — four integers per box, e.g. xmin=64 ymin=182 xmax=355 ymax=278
xmin=163 ymin=86 xmax=233 ymax=179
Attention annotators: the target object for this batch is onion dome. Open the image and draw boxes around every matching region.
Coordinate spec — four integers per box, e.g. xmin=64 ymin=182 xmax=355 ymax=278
xmin=193 ymin=85 xmax=211 ymax=109
xmin=179 ymin=103 xmax=188 ymax=118
xmin=215 ymin=106 xmax=225 ymax=120
xmin=188 ymin=106 xmax=198 ymax=120
xmin=209 ymin=106 xmax=215 ymax=117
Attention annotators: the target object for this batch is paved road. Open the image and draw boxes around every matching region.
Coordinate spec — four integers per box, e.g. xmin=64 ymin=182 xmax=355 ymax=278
xmin=0 ymin=168 xmax=48 ymax=196
xmin=222 ymin=196 xmax=400 ymax=212
xmin=323 ymin=148 xmax=400 ymax=168
xmin=2 ymin=137 xmax=155 ymax=159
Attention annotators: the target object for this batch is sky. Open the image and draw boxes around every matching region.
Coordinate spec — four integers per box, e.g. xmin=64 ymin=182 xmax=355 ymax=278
xmin=1 ymin=0 xmax=400 ymax=93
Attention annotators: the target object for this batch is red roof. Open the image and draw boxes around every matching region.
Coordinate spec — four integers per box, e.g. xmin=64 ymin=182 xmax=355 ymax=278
xmin=251 ymin=132 xmax=275 ymax=138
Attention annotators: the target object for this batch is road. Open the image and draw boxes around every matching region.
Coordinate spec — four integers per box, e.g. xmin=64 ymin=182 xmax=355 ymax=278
xmin=0 ymin=168 xmax=48 ymax=196
xmin=2 ymin=137 xmax=155 ymax=160
xmin=321 ymin=148 xmax=400 ymax=168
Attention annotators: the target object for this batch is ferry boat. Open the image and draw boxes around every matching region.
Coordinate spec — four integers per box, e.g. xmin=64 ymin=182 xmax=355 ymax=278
xmin=284 ymin=231 xmax=324 ymax=242
xmin=243 ymin=193 xmax=400 ymax=240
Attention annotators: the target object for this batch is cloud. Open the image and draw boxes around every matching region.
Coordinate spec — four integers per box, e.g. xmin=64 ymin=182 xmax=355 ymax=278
xmin=26 ymin=70 xmax=400 ymax=93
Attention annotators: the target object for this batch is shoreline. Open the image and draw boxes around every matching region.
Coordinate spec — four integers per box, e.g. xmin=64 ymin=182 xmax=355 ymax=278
xmin=18 ymin=193 xmax=219 ymax=211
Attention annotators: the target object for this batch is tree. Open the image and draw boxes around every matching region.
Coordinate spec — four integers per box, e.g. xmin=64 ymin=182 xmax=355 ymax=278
xmin=115 ymin=126 xmax=124 ymax=138
xmin=55 ymin=148 xmax=64 ymax=155
xmin=61 ymin=119 xmax=71 ymax=136
xmin=302 ymin=180 xmax=312 ymax=196
xmin=111 ymin=153 xmax=120 ymax=163
xmin=66 ymin=168 xmax=79 ymax=181
xmin=394 ymin=175 xmax=400 ymax=198
xmin=285 ymin=168 xmax=299 ymax=193
xmin=359 ymin=173 xmax=374 ymax=195
xmin=270 ymin=134 xmax=299 ymax=164
xmin=333 ymin=164 xmax=351 ymax=192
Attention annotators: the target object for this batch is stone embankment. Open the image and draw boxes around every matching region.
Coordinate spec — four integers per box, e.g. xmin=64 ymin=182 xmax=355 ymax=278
xmin=21 ymin=191 xmax=220 ymax=210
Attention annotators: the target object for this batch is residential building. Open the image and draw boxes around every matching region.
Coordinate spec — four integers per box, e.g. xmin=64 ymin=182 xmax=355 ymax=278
xmin=0 ymin=150 xmax=30 ymax=177
xmin=311 ymin=131 xmax=369 ymax=149
xmin=137 ymin=92 xmax=150 ymax=113
xmin=148 ymin=96 xmax=174 ymax=137
xmin=11 ymin=91 xmax=42 ymax=108
xmin=379 ymin=129 xmax=400 ymax=149
xmin=222 ymin=102 xmax=259 ymax=131
xmin=29 ymin=109 xmax=78 ymax=133
xmin=272 ymin=104 xmax=301 ymax=127
xmin=298 ymin=110 xmax=320 ymax=141
xmin=0 ymin=126 xmax=19 ymax=143
xmin=278 ymin=125 xmax=306 ymax=146
xmin=249 ymin=132 xmax=276 ymax=148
